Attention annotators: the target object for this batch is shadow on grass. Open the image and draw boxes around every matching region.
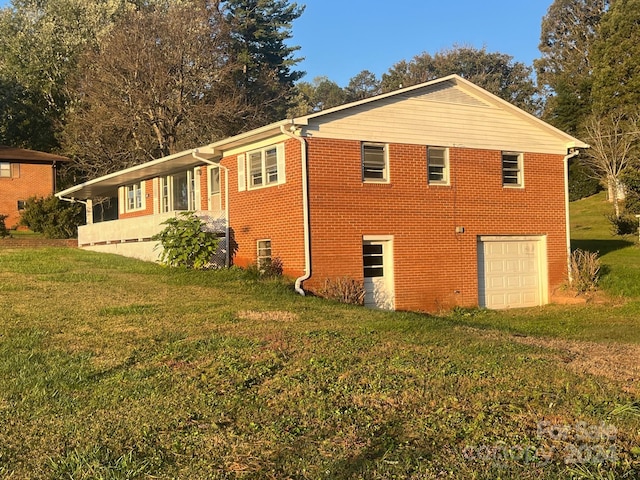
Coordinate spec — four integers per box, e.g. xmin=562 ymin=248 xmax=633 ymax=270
xmin=570 ymin=238 xmax=635 ymax=256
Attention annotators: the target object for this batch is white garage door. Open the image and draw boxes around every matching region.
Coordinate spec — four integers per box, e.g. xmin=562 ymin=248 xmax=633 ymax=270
xmin=478 ymin=236 xmax=547 ymax=309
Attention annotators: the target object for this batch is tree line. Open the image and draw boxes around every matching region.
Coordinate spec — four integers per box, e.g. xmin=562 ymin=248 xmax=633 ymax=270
xmin=1 ymin=0 xmax=640 ymax=226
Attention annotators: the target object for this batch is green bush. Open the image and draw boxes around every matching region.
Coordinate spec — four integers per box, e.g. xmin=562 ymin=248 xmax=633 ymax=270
xmin=152 ymin=212 xmax=219 ymax=269
xmin=19 ymin=196 xmax=84 ymax=238
xmin=0 ymin=214 xmax=9 ymax=238
xmin=245 ymin=257 xmax=284 ymax=279
xmin=621 ymin=168 xmax=640 ymax=215
xmin=568 ymin=159 xmax=602 ymax=201
xmin=606 ymin=213 xmax=638 ymax=236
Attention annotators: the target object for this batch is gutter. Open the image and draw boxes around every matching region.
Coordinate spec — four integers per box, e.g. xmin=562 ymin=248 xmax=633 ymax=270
xmin=563 ymin=149 xmax=581 ymax=285
xmin=280 ymin=123 xmax=311 ymax=296
xmin=192 ymin=150 xmax=230 ymax=268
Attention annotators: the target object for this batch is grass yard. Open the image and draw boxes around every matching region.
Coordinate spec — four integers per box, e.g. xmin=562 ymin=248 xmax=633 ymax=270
xmin=0 ymin=193 xmax=639 ymax=479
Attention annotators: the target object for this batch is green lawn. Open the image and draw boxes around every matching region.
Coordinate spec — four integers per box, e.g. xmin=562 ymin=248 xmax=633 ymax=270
xmin=0 ymin=194 xmax=639 ymax=479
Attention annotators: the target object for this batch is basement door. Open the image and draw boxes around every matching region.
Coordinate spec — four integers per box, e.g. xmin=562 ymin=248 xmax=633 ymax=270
xmin=363 ymin=237 xmax=395 ymax=310
xmin=478 ymin=236 xmax=547 ymax=309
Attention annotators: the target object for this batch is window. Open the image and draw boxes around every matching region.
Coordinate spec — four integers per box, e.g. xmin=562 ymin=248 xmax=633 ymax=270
xmin=362 ymin=143 xmax=388 ymax=182
xmin=125 ymin=182 xmax=144 ymax=211
xmin=502 ymin=152 xmax=523 ymax=187
xmin=257 ymin=239 xmax=272 ymax=268
xmin=428 ymin=147 xmax=449 ymax=185
xmin=160 ymin=169 xmax=199 ymax=212
xmin=248 ymin=145 xmax=281 ymax=189
xmin=0 ymin=162 xmax=11 ymax=178
xmin=209 ymin=166 xmax=220 ymax=196
xmin=17 ymin=200 xmax=25 ymax=210
xmin=363 ymin=242 xmax=384 ymax=278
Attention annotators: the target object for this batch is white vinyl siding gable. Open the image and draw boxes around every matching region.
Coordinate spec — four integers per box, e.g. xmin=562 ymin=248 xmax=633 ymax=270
xmin=301 ymin=81 xmax=574 ymax=155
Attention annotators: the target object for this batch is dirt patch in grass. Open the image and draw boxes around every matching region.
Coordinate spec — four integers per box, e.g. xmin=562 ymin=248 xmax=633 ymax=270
xmin=511 ymin=335 xmax=640 ymax=393
xmin=237 ymin=310 xmax=299 ymax=322
xmin=465 ymin=326 xmax=640 ymax=392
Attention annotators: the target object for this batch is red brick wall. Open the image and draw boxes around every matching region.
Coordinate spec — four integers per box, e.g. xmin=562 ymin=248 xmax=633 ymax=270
xmin=0 ymin=163 xmax=53 ymax=229
xmin=218 ymin=139 xmax=306 ymax=277
xmin=303 ymin=138 xmax=568 ymax=312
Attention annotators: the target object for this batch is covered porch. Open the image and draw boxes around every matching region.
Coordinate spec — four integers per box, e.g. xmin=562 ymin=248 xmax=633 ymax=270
xmin=78 ymin=210 xmax=227 ymax=263
xmin=57 ymin=146 xmax=229 ymax=265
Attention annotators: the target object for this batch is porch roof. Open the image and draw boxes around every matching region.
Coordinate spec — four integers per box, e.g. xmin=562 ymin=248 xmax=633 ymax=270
xmin=56 ymin=148 xmax=218 ymax=199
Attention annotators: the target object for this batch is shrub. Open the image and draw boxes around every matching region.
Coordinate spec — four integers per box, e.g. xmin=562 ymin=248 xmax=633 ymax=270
xmin=152 ymin=212 xmax=219 ymax=269
xmin=606 ymin=213 xmax=638 ymax=236
xmin=19 ymin=196 xmax=84 ymax=238
xmin=245 ymin=257 xmax=284 ymax=279
xmin=317 ymin=277 xmax=365 ymax=305
xmin=568 ymin=160 xmax=602 ymax=201
xmin=0 ymin=214 xmax=9 ymax=238
xmin=570 ymin=248 xmax=601 ymax=294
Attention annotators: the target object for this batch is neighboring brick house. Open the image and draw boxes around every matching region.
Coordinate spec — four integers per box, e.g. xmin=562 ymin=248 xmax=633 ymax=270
xmin=0 ymin=146 xmax=69 ymax=229
xmin=57 ymin=75 xmax=588 ymax=312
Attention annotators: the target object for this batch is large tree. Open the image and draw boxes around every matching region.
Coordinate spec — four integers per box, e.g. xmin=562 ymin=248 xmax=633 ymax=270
xmin=63 ymin=0 xmax=305 ymax=179
xmin=380 ymin=46 xmax=540 ymax=114
xmin=534 ymin=0 xmax=609 ymax=134
xmin=590 ymin=0 xmax=640 ymax=113
xmin=0 ymin=0 xmax=140 ymax=150
xmin=218 ymin=0 xmax=304 ymax=129
xmin=62 ymin=3 xmax=247 ymax=178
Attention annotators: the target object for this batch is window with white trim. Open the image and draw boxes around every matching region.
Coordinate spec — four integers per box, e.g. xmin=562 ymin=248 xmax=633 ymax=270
xmin=248 ymin=145 xmax=281 ymax=189
xmin=427 ymin=147 xmax=449 ymax=185
xmin=208 ymin=166 xmax=220 ymax=196
xmin=0 ymin=162 xmax=11 ymax=178
xmin=257 ymin=239 xmax=272 ymax=269
xmin=125 ymin=182 xmax=145 ymax=212
xmin=159 ymin=169 xmax=199 ymax=212
xmin=362 ymin=143 xmax=388 ymax=182
xmin=502 ymin=152 xmax=523 ymax=187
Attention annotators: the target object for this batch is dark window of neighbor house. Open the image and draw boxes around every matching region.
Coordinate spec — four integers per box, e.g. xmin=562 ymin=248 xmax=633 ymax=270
xmin=0 ymin=162 xmax=10 ymax=178
xmin=362 ymin=143 xmax=388 ymax=182
xmin=428 ymin=147 xmax=449 ymax=185
xmin=257 ymin=239 xmax=272 ymax=268
xmin=502 ymin=152 xmax=523 ymax=187
xmin=17 ymin=200 xmax=25 ymax=210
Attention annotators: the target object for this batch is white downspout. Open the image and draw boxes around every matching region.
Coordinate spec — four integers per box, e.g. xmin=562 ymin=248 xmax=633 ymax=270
xmin=564 ymin=149 xmax=580 ymax=285
xmin=192 ymin=151 xmax=230 ymax=267
xmin=280 ymin=124 xmax=311 ymax=296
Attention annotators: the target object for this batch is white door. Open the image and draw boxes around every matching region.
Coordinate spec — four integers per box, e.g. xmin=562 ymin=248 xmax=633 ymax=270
xmin=363 ymin=239 xmax=395 ymax=309
xmin=478 ymin=237 xmax=545 ymax=309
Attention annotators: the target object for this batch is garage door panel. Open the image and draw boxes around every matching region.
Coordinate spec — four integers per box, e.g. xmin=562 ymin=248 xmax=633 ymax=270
xmin=479 ymin=237 xmax=545 ymax=309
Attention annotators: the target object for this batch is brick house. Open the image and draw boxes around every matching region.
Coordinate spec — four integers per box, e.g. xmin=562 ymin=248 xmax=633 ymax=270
xmin=0 ymin=146 xmax=69 ymax=229
xmin=57 ymin=75 xmax=588 ymax=312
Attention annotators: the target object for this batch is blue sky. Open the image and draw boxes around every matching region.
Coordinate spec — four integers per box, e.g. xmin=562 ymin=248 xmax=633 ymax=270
xmin=293 ymin=1 xmax=554 ymax=86
xmin=0 ymin=0 xmax=554 ymax=87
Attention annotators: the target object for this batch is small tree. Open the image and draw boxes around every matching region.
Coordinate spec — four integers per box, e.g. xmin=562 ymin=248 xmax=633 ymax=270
xmin=582 ymin=109 xmax=640 ymax=218
xmin=0 ymin=214 xmax=9 ymax=238
xmin=152 ymin=212 xmax=219 ymax=269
